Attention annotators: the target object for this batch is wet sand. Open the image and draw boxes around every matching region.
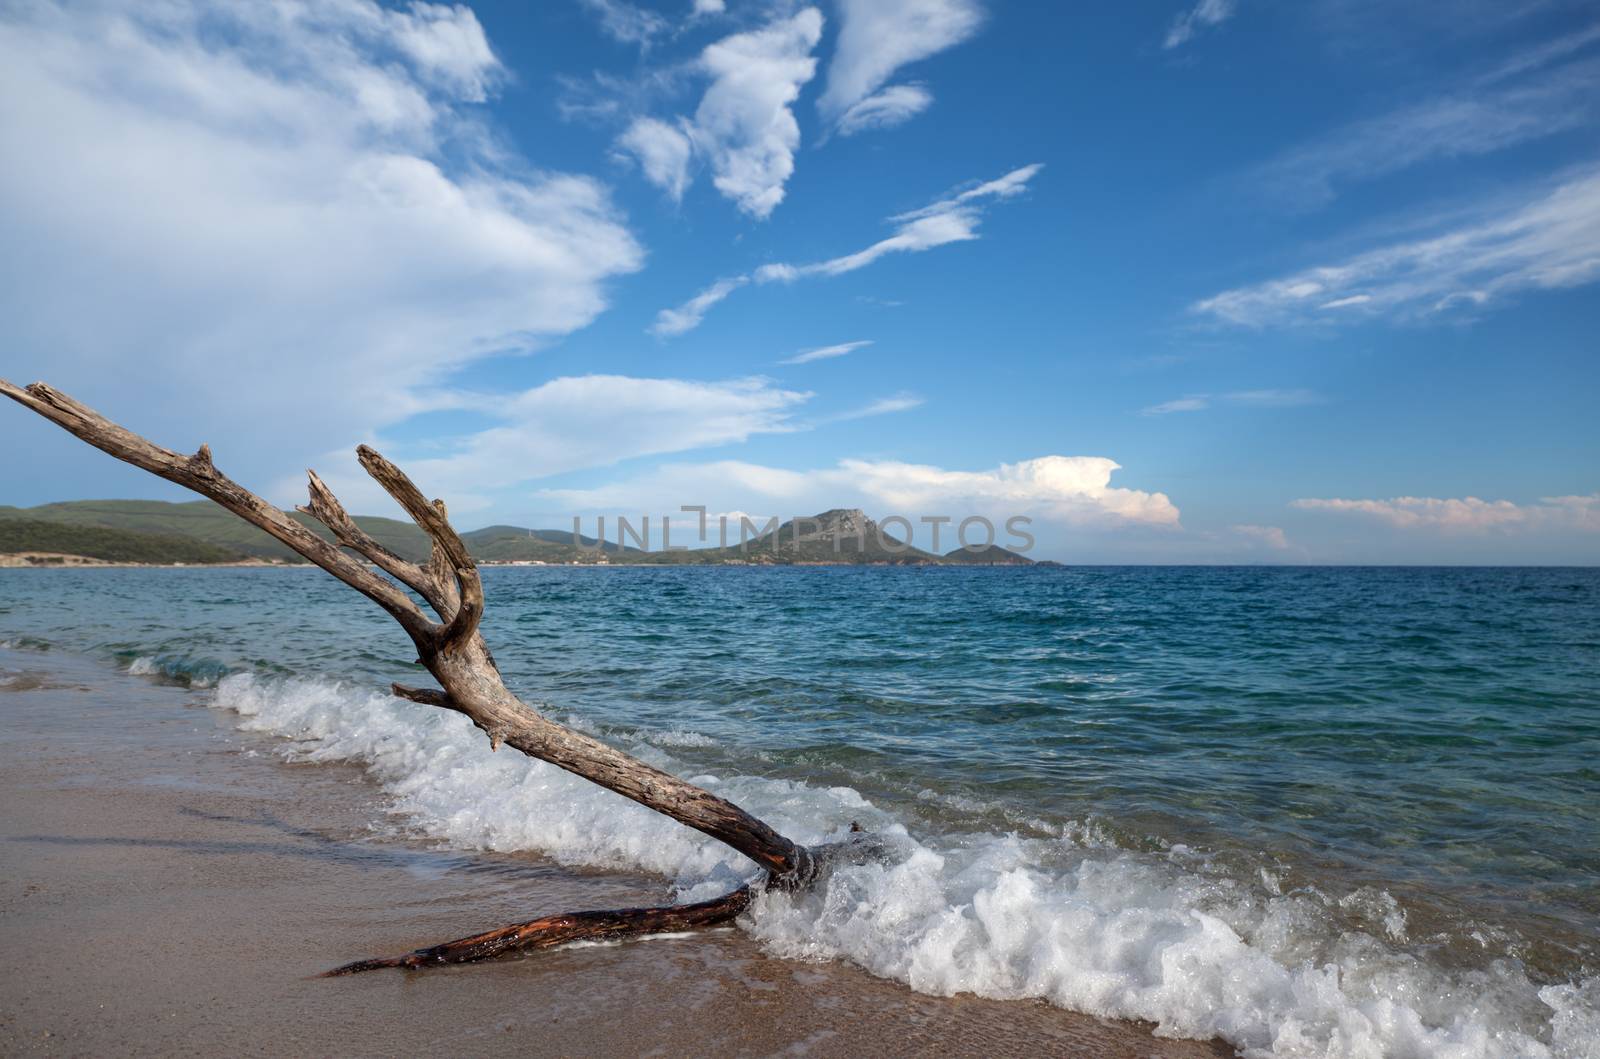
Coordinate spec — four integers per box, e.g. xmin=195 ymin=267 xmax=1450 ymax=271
xmin=0 ymin=649 xmax=1231 ymax=1057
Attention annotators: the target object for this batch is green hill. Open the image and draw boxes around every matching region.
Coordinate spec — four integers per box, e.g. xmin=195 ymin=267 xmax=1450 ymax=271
xmin=461 ymin=525 xmax=638 ymax=562
xmin=625 ymin=508 xmax=943 ymax=564
xmin=941 ymin=543 xmax=1033 ymax=565
xmin=0 ymin=518 xmax=246 ymax=564
xmin=0 ymin=499 xmax=430 ymax=562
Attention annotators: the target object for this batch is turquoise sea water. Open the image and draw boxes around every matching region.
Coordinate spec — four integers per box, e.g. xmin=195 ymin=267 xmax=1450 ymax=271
xmin=3 ymin=565 xmax=1597 ymax=1056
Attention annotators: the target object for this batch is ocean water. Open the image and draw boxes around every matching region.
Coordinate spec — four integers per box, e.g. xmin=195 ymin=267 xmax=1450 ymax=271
xmin=1 ymin=565 xmax=1597 ymax=1058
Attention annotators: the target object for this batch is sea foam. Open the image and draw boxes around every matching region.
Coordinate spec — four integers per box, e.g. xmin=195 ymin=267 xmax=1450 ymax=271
xmin=210 ymin=672 xmax=1599 ymax=1059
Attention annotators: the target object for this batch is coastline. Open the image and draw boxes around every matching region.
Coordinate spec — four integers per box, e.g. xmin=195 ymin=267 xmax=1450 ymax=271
xmin=0 ymin=648 xmax=1228 ymax=1058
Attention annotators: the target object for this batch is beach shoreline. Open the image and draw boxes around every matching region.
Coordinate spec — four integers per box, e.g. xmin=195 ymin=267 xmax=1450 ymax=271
xmin=0 ymin=647 xmax=1229 ymax=1058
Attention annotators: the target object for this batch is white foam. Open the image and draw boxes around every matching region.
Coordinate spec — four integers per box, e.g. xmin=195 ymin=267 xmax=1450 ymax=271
xmin=210 ymin=672 xmax=1598 ymax=1059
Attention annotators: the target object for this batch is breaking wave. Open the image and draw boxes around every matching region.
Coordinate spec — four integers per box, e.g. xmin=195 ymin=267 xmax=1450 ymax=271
xmin=207 ymin=670 xmax=1600 ymax=1059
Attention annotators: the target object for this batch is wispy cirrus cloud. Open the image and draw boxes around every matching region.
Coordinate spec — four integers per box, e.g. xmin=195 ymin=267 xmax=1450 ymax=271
xmin=1292 ymin=493 xmax=1600 ymax=532
xmin=580 ymin=0 xmax=670 ymax=49
xmin=1141 ymin=395 xmax=1211 ymax=416
xmin=1163 ymin=0 xmax=1235 ymax=49
xmin=817 ymin=0 xmax=984 ymax=136
xmin=1140 ymin=389 xmax=1320 ymax=415
xmin=1249 ymin=35 xmax=1600 ymax=210
xmin=650 ymin=276 xmax=749 ymax=338
xmin=297 ymin=374 xmax=814 ymax=513
xmin=828 ymin=392 xmax=924 ymax=421
xmin=1192 ymin=164 xmax=1600 ymax=327
xmin=780 ymin=340 xmax=873 ymax=365
xmin=653 ymin=163 xmax=1042 ymax=336
xmin=615 ymin=8 xmax=822 ymax=217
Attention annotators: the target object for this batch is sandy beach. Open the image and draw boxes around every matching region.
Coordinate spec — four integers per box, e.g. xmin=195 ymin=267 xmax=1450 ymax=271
xmin=0 ymin=648 xmax=1229 ymax=1057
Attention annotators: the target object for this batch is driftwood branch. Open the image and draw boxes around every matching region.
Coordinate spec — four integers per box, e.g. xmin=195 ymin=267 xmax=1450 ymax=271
xmin=0 ymin=381 xmax=434 ymax=640
xmin=1 ymin=377 xmax=849 ymax=972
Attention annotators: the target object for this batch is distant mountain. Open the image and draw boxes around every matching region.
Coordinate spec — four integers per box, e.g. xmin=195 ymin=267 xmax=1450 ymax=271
xmin=0 ymin=517 xmax=247 ymax=564
xmin=0 ymin=501 xmax=1036 ymax=567
xmin=627 ymin=508 xmax=943 ymax=565
xmin=941 ymin=543 xmax=1033 ymax=565
xmin=461 ymin=525 xmax=641 ymax=562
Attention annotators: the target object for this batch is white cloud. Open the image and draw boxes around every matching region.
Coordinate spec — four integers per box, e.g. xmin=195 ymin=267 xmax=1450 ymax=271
xmin=1249 ymin=51 xmax=1600 ymax=209
xmin=781 ymin=340 xmax=873 ymax=365
xmin=1141 ymin=389 xmax=1320 ymax=414
xmin=653 ymin=164 xmax=1042 ymax=335
xmin=385 ymin=1 xmax=503 ymax=101
xmin=1193 ymin=165 xmax=1600 ymax=327
xmin=1292 ymin=494 xmax=1600 ymax=532
xmin=542 ymin=455 xmax=1181 ymax=530
xmin=305 ymin=375 xmax=814 ymax=510
xmin=1163 ymin=0 xmax=1236 ymax=49
xmin=615 ymin=116 xmax=695 ymax=201
xmin=835 ymin=84 xmax=934 ymax=135
xmin=581 ymin=0 xmax=669 ymax=48
xmin=650 ymin=276 xmax=750 ymax=337
xmin=612 ymin=8 xmax=823 ymax=218
xmin=693 ymin=0 xmax=727 ymax=14
xmin=1233 ymin=524 xmax=1290 ymax=549
xmin=890 ymin=163 xmax=1045 ymax=222
xmin=1142 ymin=395 xmax=1210 ymax=415
xmin=818 ymin=0 xmax=983 ymax=135
xmin=828 ymin=392 xmax=924 ymax=420
xmin=691 ymin=8 xmax=823 ymax=217
xmin=0 ymin=0 xmax=642 ymax=490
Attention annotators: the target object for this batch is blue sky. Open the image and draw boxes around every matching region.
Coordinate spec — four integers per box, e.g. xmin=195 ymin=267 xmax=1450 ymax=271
xmin=1 ymin=0 xmax=1596 ymax=562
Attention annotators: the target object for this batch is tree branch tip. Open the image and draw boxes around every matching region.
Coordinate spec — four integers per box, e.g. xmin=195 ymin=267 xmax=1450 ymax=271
xmin=391 ymin=682 xmax=454 ymax=709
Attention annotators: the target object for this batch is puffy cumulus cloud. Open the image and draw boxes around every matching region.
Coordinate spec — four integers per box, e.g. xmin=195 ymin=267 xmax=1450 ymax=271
xmin=652 ymin=164 xmax=1042 ymax=335
xmin=541 ymin=454 xmax=1180 ymax=531
xmin=691 ymin=8 xmax=823 ymax=217
xmin=612 ymin=9 xmax=822 ymax=216
xmin=0 ymin=0 xmax=642 ymax=491
xmin=615 ymin=116 xmax=695 ymax=201
xmin=818 ymin=0 xmax=982 ymax=135
xmin=843 ymin=456 xmax=1180 ymax=526
xmin=1292 ymin=494 xmax=1600 ymax=532
xmin=1192 ymin=166 xmax=1600 ymax=327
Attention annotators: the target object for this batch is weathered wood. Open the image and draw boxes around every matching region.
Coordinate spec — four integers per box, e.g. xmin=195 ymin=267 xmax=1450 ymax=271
xmin=320 ymin=886 xmax=755 ymax=975
xmin=323 ymin=830 xmax=889 ymax=975
xmin=0 ymin=377 xmax=841 ymax=968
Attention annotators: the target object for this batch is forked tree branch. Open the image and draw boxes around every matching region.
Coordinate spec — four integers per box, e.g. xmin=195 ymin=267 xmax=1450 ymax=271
xmin=1 ymin=377 xmax=847 ymax=972
xmin=0 ymin=380 xmax=434 ymax=640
